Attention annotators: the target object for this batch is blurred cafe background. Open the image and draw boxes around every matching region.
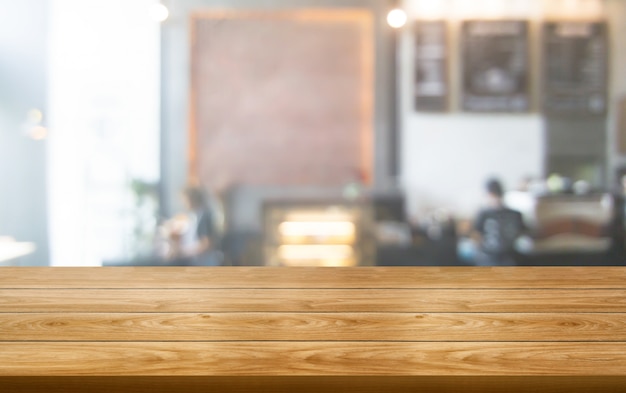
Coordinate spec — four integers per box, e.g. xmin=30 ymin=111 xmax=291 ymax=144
xmin=1 ymin=0 xmax=626 ymax=267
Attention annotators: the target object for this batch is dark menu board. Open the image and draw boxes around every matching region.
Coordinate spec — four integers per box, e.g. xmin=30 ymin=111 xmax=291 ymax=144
xmin=543 ymin=22 xmax=607 ymax=115
xmin=414 ymin=21 xmax=448 ymax=112
xmin=462 ymin=21 xmax=530 ymax=112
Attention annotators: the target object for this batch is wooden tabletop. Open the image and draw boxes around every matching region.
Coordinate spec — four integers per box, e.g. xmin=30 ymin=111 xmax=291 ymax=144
xmin=2 ymin=267 xmax=626 ymax=392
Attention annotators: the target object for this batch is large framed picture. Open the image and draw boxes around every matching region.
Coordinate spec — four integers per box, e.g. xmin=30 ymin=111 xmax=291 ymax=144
xmin=189 ymin=10 xmax=374 ymax=189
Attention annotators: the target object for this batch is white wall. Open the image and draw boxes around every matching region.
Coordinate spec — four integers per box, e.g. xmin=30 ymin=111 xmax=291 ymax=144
xmin=401 ymin=115 xmax=544 ymax=219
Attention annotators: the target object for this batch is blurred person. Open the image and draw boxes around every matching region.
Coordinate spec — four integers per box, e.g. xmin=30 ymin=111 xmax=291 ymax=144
xmin=162 ymin=186 xmax=221 ymax=266
xmin=470 ymin=178 xmax=527 ymax=266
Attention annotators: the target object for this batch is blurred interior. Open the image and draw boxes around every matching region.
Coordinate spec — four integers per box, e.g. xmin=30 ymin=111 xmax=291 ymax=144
xmin=1 ymin=0 xmax=626 ymax=267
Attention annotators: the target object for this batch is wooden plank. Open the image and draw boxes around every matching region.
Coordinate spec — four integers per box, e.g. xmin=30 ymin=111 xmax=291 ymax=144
xmin=3 ymin=376 xmax=626 ymax=393
xmin=1 ymin=342 xmax=626 ymax=376
xmin=2 ymin=267 xmax=625 ymax=386
xmin=2 ymin=288 xmax=626 ymax=313
xmin=2 ymin=312 xmax=626 ymax=342
xmin=1 ymin=267 xmax=626 ymax=289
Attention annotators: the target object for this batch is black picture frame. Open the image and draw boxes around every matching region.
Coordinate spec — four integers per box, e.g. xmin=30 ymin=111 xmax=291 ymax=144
xmin=542 ymin=21 xmax=608 ymax=115
xmin=461 ymin=20 xmax=530 ymax=113
xmin=414 ymin=20 xmax=449 ymax=112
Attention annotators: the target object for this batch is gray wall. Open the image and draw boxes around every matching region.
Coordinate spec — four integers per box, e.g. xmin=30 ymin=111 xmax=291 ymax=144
xmin=545 ymin=116 xmax=607 ymax=187
xmin=160 ymin=0 xmax=396 ymax=217
xmin=0 ymin=0 xmax=49 ymax=266
xmin=608 ymin=0 xmax=626 ymax=180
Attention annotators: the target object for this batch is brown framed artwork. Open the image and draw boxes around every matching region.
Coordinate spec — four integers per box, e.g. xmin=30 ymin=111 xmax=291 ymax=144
xmin=189 ymin=9 xmax=374 ymax=191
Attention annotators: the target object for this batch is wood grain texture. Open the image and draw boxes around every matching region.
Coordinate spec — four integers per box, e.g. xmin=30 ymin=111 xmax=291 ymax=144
xmin=2 ymin=288 xmax=626 ymax=312
xmin=1 ymin=267 xmax=626 ymax=289
xmin=2 ymin=312 xmax=626 ymax=342
xmin=2 ymin=267 xmax=626 ymax=392
xmin=2 ymin=342 xmax=626 ymax=376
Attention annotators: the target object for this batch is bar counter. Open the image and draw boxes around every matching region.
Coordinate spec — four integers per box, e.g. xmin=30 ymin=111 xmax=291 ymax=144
xmin=1 ymin=267 xmax=626 ymax=392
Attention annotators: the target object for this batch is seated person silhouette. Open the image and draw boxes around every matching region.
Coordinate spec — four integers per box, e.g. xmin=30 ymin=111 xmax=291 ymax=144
xmin=163 ymin=186 xmax=221 ymax=266
xmin=471 ymin=178 xmax=527 ymax=266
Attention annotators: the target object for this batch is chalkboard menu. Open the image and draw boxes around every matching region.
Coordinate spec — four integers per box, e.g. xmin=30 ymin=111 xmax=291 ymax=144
xmin=543 ymin=22 xmax=608 ymax=115
xmin=461 ymin=21 xmax=530 ymax=112
xmin=414 ymin=21 xmax=448 ymax=112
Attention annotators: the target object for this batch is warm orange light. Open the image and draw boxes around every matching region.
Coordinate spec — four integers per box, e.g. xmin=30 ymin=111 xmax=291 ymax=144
xmin=285 ymin=212 xmax=354 ymax=222
xmin=278 ymin=221 xmax=356 ymax=238
xmin=277 ymin=245 xmax=355 ymax=267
